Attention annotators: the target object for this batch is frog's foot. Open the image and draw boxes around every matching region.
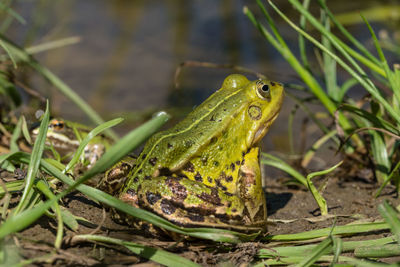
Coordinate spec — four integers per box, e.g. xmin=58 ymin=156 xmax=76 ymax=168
xmin=135 ymin=176 xmax=255 ymax=229
xmin=97 ymin=156 xmax=136 ymax=195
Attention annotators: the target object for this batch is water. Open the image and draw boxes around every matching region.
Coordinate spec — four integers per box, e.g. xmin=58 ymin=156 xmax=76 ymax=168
xmin=7 ymin=0 xmax=400 ymax=163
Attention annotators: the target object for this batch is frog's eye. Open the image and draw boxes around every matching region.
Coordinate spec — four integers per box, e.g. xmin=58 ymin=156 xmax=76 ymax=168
xmin=256 ymin=81 xmax=271 ymax=100
xmin=49 ymin=120 xmax=65 ymax=131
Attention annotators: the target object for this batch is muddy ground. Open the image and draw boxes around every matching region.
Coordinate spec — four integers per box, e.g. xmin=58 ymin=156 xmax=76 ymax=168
xmin=4 ymin=158 xmax=400 ymax=266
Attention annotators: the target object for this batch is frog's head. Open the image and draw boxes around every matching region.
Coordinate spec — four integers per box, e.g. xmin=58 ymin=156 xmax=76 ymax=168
xmin=32 ymin=118 xmax=69 ymax=136
xmin=241 ymin=76 xmax=284 ymax=147
xmin=31 ymin=119 xmax=79 ymax=148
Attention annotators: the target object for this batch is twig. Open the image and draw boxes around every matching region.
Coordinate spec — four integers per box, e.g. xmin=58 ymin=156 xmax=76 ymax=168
xmin=15 ymin=79 xmax=46 ymax=102
xmin=339 ymin=127 xmax=400 ymax=153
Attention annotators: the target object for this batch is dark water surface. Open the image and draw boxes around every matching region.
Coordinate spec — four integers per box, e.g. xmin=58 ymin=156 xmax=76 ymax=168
xmin=8 ymin=0 xmax=400 ymax=164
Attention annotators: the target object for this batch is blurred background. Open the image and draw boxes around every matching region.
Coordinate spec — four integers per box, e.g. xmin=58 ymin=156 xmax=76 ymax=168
xmin=5 ymin=0 xmax=400 ymax=157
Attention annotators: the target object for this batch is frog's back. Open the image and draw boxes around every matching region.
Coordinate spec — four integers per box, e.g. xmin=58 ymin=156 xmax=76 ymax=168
xmin=137 ymin=75 xmax=251 ymax=174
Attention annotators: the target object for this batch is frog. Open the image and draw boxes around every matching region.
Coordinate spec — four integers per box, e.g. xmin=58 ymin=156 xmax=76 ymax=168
xmin=101 ymin=74 xmax=284 ymax=233
xmin=31 ymin=119 xmax=112 ymax=169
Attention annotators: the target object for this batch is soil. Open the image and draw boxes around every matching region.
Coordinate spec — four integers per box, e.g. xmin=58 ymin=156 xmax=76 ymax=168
xmin=4 ymin=159 xmax=400 ymax=266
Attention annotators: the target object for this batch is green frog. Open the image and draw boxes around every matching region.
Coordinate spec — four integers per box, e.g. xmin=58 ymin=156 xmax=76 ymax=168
xmin=101 ymin=74 xmax=284 ymax=233
xmin=31 ymin=119 xmax=112 ymax=169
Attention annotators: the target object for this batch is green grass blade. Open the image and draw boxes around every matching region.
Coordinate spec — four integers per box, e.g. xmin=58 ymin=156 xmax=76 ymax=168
xmin=243 ymin=6 xmax=284 ymax=56
xmin=376 ymin=160 xmax=400 ymax=197
xmin=306 ymin=161 xmax=342 ymax=216
xmin=369 ymin=130 xmax=390 ymax=184
xmin=63 ymin=118 xmax=123 ymax=173
xmin=261 ymin=153 xmax=307 ymax=187
xmin=0 ymin=180 xmax=24 ymax=196
xmin=331 ymin=235 xmax=342 ymax=265
xmin=59 ymin=207 xmax=79 ymax=232
xmin=73 ymin=234 xmax=200 ymax=267
xmin=354 ymin=244 xmax=400 ymax=258
xmin=26 ymin=36 xmax=81 ymax=55
xmin=0 ymin=39 xmax=17 ymax=68
xmin=378 ymin=201 xmax=400 ymax=244
xmin=395 ymin=66 xmax=400 ymax=113
xmin=0 ymin=160 xmax=14 ymax=173
xmin=0 ymin=151 xmax=17 ymax=173
xmin=259 ymin=236 xmax=395 ymax=258
xmin=21 ymin=116 xmax=32 ymax=145
xmin=343 ymin=100 xmax=392 ymax=185
xmin=25 ymin=189 xmax=41 ymax=211
xmin=340 ymin=104 xmax=398 ymax=134
xmin=0 ymin=2 xmax=26 ymax=25
xmin=345 ymin=259 xmax=400 ymax=267
xmin=9 ymin=117 xmax=22 ymax=153
xmin=0 ymin=190 xmax=56 ymax=239
xmin=35 ymin=180 xmax=64 ymax=249
xmin=298 ymin=0 xmax=311 ymax=70
xmin=254 ymin=255 xmax=369 ymax=266
xmin=0 ymin=239 xmax=21 ymax=266
xmin=43 ymin=158 xmax=66 ymax=171
xmin=263 ymin=221 xmax=389 ymax=241
xmin=362 ymin=15 xmax=400 ymax=104
xmin=321 ymin=7 xmax=338 ymax=101
xmin=0 ymin=152 xmax=20 ymax=166
xmin=296 ymin=237 xmax=333 ymax=267
xmin=317 ymin=0 xmax=380 ymax=66
xmin=338 ymin=38 xmax=386 ymax=77
xmin=255 ymin=0 xmax=286 ymax=46
xmin=14 ymin=101 xmax=50 ymax=214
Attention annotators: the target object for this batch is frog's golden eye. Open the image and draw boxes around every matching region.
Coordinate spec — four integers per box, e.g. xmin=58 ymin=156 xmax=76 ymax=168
xmin=49 ymin=120 xmax=65 ymax=131
xmin=256 ymin=81 xmax=271 ymax=100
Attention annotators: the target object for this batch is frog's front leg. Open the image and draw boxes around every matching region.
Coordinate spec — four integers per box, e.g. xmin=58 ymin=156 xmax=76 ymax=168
xmin=135 ymin=176 xmax=246 ymax=227
xmin=238 ymin=147 xmax=267 ymax=223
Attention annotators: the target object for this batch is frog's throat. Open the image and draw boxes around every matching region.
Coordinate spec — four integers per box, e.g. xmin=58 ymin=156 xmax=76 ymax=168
xmin=252 ymin=109 xmax=280 ymax=145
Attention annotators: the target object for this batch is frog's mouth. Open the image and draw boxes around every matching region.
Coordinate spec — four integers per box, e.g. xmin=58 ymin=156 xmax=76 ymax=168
xmin=252 ymin=110 xmax=280 ymax=145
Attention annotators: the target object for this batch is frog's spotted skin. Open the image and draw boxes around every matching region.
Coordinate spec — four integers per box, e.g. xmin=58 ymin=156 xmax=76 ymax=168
xmin=103 ymin=74 xmax=284 ymax=233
